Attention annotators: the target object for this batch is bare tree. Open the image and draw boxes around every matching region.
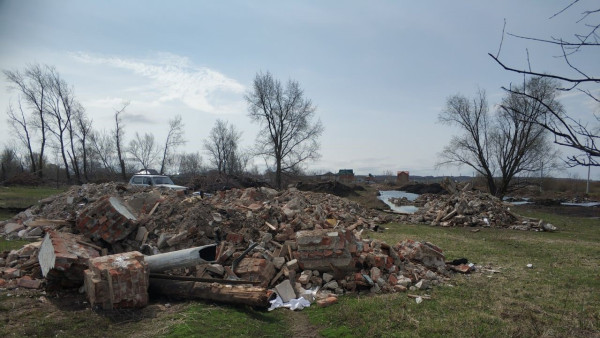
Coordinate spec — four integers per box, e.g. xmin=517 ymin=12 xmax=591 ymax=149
xmin=495 ymin=77 xmax=563 ymax=194
xmin=6 ymin=102 xmax=36 ymax=173
xmin=159 ymin=115 xmax=186 ymax=174
xmin=90 ymin=129 xmax=117 ymax=174
xmin=45 ymin=67 xmax=82 ymax=183
xmin=489 ymin=1 xmax=599 ymax=166
xmin=74 ymin=109 xmax=92 ymax=181
xmin=128 ymin=132 xmax=159 ymax=170
xmin=226 ymin=147 xmax=250 ymax=175
xmin=246 ymin=71 xmax=323 ymax=189
xmin=113 ymin=102 xmax=129 ymax=180
xmin=438 ymin=90 xmax=495 ymax=193
xmin=203 ymin=119 xmax=242 ymax=174
xmin=438 ymin=81 xmax=560 ymax=198
xmin=178 ymin=152 xmax=204 ymax=176
xmin=3 ymin=64 xmax=50 ymax=178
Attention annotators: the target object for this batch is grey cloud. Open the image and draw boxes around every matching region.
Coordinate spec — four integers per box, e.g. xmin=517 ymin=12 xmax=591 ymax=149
xmin=122 ymin=113 xmax=155 ymax=124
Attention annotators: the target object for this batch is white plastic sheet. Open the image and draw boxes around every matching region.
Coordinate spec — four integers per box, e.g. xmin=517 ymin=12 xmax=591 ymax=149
xmin=268 ymin=295 xmax=311 ymax=311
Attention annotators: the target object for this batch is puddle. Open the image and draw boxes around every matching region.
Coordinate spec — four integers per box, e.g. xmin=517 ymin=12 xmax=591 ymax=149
xmin=378 ymin=191 xmax=419 ymax=214
xmin=561 ymin=202 xmax=600 ymax=207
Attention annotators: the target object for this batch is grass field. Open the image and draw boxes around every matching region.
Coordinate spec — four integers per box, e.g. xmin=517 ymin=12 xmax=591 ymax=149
xmin=0 ymin=186 xmax=67 ymax=252
xmin=0 ymin=187 xmax=598 ymax=337
xmin=0 ymin=186 xmax=67 ymax=210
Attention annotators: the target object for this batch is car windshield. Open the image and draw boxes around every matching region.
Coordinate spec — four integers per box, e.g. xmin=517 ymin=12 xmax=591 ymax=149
xmin=152 ymin=176 xmax=174 ymax=185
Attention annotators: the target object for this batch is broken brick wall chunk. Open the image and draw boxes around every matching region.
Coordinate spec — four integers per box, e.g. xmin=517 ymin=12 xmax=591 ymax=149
xmin=295 ymin=229 xmax=354 ymax=272
xmin=84 ymin=251 xmax=149 ymax=309
xmin=76 ymin=196 xmax=138 ymax=243
xmin=233 ymin=258 xmax=275 ymax=287
xmin=38 ymin=231 xmax=100 ymax=288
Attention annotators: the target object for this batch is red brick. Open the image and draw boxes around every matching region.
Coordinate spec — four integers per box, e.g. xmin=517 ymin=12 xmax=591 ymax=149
xmin=317 ymin=296 xmax=338 ymax=307
xmin=17 ymin=277 xmax=42 ymax=289
xmin=226 ymin=232 xmax=244 ymax=244
xmin=3 ymin=268 xmax=21 ymax=279
xmin=348 ymin=243 xmax=357 ymax=254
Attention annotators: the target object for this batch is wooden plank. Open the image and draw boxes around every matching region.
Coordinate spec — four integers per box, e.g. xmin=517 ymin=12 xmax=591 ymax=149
xmin=149 ymin=279 xmax=270 ymax=307
xmin=265 ymin=222 xmax=277 ymax=231
xmin=150 ymin=273 xmax=260 ymax=285
xmin=148 ymin=201 xmax=160 ymax=215
xmin=76 ymin=240 xmax=102 ymax=251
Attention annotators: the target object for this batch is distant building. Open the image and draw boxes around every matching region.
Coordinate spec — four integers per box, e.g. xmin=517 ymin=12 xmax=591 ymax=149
xmin=338 ymin=169 xmax=355 ymax=183
xmin=397 ymin=171 xmax=409 ymax=185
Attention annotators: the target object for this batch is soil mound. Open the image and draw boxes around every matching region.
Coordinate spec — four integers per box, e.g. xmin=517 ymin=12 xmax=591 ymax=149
xmin=295 ymin=181 xmax=360 ymax=197
xmin=398 ymin=183 xmax=447 ymax=195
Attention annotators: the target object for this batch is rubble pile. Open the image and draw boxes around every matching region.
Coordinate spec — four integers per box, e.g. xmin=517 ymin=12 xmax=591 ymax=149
xmin=0 ymin=183 xmax=463 ymax=310
xmin=397 ymin=180 xmax=556 ymax=231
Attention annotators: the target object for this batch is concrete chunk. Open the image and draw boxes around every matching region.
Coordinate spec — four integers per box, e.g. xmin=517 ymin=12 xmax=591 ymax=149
xmin=4 ymin=223 xmax=24 ymax=234
xmin=322 ymin=273 xmax=333 ymax=283
xmin=272 ymin=257 xmax=285 ymax=270
xmin=274 ymin=279 xmax=297 ymax=302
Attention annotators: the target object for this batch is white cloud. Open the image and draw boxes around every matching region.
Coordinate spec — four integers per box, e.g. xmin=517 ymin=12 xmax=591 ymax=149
xmin=70 ymin=52 xmax=245 ymax=114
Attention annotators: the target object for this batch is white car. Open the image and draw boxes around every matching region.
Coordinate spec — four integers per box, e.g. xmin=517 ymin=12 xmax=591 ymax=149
xmin=128 ymin=170 xmax=188 ymax=191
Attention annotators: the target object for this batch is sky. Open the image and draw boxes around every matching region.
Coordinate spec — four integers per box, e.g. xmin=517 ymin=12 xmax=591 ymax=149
xmin=0 ymin=0 xmax=598 ymax=180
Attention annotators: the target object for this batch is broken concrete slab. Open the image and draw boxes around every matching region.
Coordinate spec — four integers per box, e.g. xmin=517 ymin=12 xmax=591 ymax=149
xmin=4 ymin=223 xmax=24 ymax=234
xmin=275 ymin=279 xmax=297 ymax=302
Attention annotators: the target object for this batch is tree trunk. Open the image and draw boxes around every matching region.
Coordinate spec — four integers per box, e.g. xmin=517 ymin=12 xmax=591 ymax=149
xmin=160 ymin=145 xmax=168 ymax=174
xmin=148 ymin=279 xmax=270 ymax=308
xmin=486 ymin=175 xmax=497 ymax=197
xmin=68 ymin=122 xmax=81 ymax=184
xmin=38 ymin=117 xmax=46 ymax=179
xmin=59 ymin=136 xmax=71 ymax=182
xmin=82 ymin=140 xmax=89 ymax=182
xmin=275 ymin=156 xmax=282 ymax=189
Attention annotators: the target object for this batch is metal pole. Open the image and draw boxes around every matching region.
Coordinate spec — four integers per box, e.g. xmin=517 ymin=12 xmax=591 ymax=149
xmin=586 ymin=164 xmax=591 ymax=194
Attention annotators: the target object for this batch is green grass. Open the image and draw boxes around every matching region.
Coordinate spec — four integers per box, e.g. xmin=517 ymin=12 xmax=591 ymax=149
xmin=305 ymin=213 xmax=600 ymax=337
xmin=0 ymin=238 xmax=30 ymax=252
xmin=0 ymin=186 xmax=67 ymax=210
xmin=166 ymin=303 xmax=289 ymax=337
xmin=0 ymin=209 xmax=15 ymax=221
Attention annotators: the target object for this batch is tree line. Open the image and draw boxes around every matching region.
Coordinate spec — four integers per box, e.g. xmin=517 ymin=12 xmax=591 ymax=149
xmin=438 ymin=1 xmax=598 ymax=198
xmin=2 ymin=66 xmax=322 ymax=189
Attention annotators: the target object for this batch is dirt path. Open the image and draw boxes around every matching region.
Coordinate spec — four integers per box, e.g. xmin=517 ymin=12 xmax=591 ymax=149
xmin=285 ymin=310 xmax=322 ymax=338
